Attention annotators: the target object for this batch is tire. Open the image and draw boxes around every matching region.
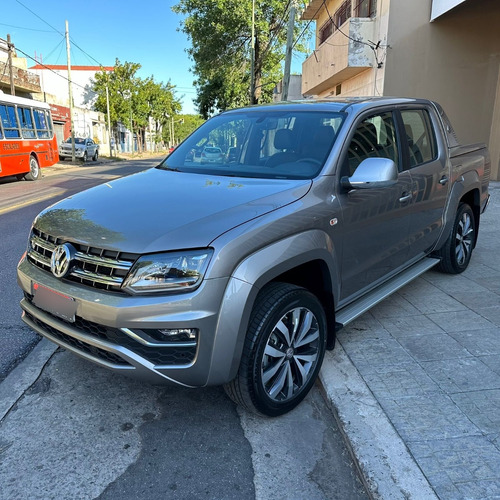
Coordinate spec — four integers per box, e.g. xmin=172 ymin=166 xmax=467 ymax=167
xmin=435 ymin=202 xmax=476 ymax=274
xmin=224 ymin=283 xmax=327 ymax=417
xmin=92 ymin=150 xmax=98 ymax=161
xmin=24 ymin=156 xmax=40 ymax=181
xmin=82 ymin=151 xmax=88 ymax=162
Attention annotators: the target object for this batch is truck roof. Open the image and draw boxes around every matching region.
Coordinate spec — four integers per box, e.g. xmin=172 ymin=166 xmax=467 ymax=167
xmin=223 ymin=97 xmax=435 ymax=115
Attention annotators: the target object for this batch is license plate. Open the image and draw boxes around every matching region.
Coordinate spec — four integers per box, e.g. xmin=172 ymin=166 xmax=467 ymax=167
xmin=32 ymin=283 xmax=77 ymax=323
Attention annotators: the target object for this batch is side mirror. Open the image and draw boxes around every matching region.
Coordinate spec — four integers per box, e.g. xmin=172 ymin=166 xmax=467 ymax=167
xmin=341 ymin=157 xmax=398 ymax=190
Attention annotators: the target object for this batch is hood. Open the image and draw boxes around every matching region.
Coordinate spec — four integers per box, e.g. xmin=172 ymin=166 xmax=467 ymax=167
xmin=61 ymin=143 xmax=84 ymax=150
xmin=34 ymin=168 xmax=311 ymax=254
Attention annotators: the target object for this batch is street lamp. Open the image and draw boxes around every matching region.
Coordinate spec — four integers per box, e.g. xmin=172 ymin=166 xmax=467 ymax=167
xmin=171 ymin=117 xmax=184 ymax=147
xmin=123 ymin=90 xmax=132 ymax=153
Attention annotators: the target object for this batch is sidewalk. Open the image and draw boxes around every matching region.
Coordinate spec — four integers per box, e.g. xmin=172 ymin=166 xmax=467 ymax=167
xmin=44 ymin=151 xmax=166 ymax=176
xmin=320 ymin=181 xmax=500 ymax=499
xmin=1 ymin=183 xmax=498 ymax=499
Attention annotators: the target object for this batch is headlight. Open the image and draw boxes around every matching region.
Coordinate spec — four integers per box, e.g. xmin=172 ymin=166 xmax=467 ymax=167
xmin=122 ymin=249 xmax=213 ymax=294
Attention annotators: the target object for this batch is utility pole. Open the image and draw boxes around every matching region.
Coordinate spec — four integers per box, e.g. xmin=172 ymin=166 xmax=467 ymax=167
xmin=282 ymin=1 xmax=296 ymax=101
xmin=7 ymin=34 xmax=15 ymax=96
xmin=105 ymin=82 xmax=112 ymax=157
xmin=250 ymin=0 xmax=256 ymax=104
xmin=65 ymin=20 xmax=75 ymax=162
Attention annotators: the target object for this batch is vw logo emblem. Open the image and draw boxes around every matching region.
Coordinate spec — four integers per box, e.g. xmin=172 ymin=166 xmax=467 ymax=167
xmin=50 ymin=243 xmax=74 ymax=278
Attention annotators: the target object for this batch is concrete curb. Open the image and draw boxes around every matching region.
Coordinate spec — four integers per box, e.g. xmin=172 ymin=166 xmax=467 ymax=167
xmin=319 ymin=343 xmax=438 ymax=499
xmin=0 ymin=339 xmax=57 ymax=422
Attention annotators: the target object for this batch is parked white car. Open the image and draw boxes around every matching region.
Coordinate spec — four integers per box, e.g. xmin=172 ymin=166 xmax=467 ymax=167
xmin=59 ymin=138 xmax=99 ymax=162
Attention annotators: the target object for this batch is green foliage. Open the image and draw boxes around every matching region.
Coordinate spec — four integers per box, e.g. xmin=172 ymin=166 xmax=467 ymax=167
xmin=173 ymin=0 xmax=312 ymax=118
xmin=92 ymin=59 xmax=182 ymax=149
xmin=172 ymin=114 xmax=205 ymax=144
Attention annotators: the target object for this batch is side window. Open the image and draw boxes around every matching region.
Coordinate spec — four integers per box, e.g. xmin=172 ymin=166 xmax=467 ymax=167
xmin=346 ymin=111 xmax=399 ymax=176
xmin=0 ymin=105 xmax=21 ymax=138
xmin=401 ymin=109 xmax=437 ymax=167
xmin=17 ymin=107 xmax=36 ymax=138
xmin=34 ymin=109 xmax=50 ymax=138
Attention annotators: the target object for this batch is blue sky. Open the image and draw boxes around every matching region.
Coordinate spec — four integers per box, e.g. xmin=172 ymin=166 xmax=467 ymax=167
xmin=2 ymin=0 xmax=309 ymax=115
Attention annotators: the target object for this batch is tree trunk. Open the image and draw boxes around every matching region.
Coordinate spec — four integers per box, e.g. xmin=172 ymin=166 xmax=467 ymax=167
xmin=253 ymin=36 xmax=262 ymax=104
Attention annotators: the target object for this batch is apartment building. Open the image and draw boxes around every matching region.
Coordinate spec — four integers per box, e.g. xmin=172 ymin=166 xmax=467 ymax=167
xmin=301 ymin=0 xmax=500 ymax=180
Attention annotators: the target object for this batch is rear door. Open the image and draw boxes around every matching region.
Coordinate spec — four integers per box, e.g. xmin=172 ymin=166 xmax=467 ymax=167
xmin=398 ymin=107 xmax=450 ymax=259
xmin=337 ymin=109 xmax=413 ymax=300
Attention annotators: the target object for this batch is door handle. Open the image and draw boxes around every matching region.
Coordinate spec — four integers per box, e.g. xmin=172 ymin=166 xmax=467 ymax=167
xmin=399 ymin=192 xmax=412 ymax=203
xmin=439 ymin=176 xmax=449 ymax=185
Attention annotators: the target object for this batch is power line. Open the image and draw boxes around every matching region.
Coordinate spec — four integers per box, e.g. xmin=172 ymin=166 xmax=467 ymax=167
xmin=321 ymin=0 xmax=377 ymax=50
xmin=15 ymin=0 xmax=106 ymax=68
xmin=0 ymin=22 xmax=53 ymax=33
xmin=15 ymin=45 xmax=99 ymax=96
xmin=260 ymin=0 xmax=293 ymax=61
xmin=15 ymin=0 xmax=64 ymax=36
xmin=40 ymin=36 xmax=66 ymax=62
xmin=290 ymin=0 xmax=324 ymax=52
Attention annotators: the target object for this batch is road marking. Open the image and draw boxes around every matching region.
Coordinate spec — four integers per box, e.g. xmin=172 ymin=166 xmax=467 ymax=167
xmin=0 ymin=189 xmax=66 ymax=216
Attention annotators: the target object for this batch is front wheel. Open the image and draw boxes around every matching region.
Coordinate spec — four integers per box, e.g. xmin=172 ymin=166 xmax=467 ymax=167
xmin=82 ymin=151 xmax=88 ymax=162
xmin=224 ymin=283 xmax=327 ymax=417
xmin=435 ymin=202 xmax=476 ymax=274
xmin=24 ymin=156 xmax=40 ymax=181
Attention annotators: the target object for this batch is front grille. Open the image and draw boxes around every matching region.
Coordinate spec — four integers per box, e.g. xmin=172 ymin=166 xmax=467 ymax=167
xmin=24 ymin=311 xmax=130 ymax=366
xmin=24 ymin=294 xmax=198 ymax=367
xmin=27 ymin=228 xmax=139 ymax=293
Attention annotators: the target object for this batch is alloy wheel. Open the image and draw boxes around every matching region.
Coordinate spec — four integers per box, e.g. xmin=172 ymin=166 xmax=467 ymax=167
xmin=261 ymin=307 xmax=320 ymax=402
xmin=455 ymin=211 xmax=474 ymax=266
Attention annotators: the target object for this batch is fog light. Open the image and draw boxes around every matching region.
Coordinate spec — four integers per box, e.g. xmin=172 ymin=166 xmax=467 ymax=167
xmin=157 ymin=328 xmax=197 ymax=340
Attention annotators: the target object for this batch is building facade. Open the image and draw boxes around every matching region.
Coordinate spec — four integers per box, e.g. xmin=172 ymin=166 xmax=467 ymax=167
xmin=29 ymin=64 xmax=113 ymax=154
xmin=301 ymin=0 xmax=500 ymax=181
xmin=0 ymin=38 xmax=41 ymax=96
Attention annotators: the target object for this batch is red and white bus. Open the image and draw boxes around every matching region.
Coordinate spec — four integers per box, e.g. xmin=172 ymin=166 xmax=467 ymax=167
xmin=0 ymin=92 xmax=59 ymax=181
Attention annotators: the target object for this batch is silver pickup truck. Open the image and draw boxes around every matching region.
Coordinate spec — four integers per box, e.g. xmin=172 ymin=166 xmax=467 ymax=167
xmin=17 ymin=98 xmax=490 ymax=416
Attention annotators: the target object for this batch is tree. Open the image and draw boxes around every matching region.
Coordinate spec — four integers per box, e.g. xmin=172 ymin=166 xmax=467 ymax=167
xmin=163 ymin=113 xmax=205 ymax=145
xmin=173 ymin=0 xmax=311 ymax=118
xmin=92 ymin=59 xmax=182 ymax=152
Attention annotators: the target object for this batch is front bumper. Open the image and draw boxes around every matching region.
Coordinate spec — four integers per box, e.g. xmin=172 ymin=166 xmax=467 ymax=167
xmin=18 ymin=258 xmax=231 ymax=387
xmin=59 ymin=148 xmax=85 ymax=158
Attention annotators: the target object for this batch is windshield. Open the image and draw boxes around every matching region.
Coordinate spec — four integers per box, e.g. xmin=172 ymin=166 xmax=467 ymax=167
xmin=158 ymin=109 xmax=345 ymax=180
xmin=65 ymin=138 xmax=85 ymax=144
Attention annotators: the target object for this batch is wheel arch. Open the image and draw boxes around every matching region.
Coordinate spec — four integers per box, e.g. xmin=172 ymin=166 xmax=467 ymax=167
xmin=434 ymin=172 xmax=481 ymax=253
xmin=207 ymin=231 xmax=339 ymax=385
xmin=24 ymin=152 xmax=41 ymax=181
xmin=459 ymin=188 xmax=480 ymax=246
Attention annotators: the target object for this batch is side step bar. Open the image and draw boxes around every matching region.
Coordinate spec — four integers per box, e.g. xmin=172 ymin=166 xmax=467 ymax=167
xmin=335 ymin=257 xmax=440 ymax=328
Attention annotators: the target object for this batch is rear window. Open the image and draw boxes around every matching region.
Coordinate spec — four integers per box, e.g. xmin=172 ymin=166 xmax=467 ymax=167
xmin=401 ymin=109 xmax=437 ymax=167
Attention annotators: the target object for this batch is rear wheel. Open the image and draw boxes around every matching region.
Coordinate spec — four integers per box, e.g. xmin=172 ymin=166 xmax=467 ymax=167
xmin=224 ymin=283 xmax=327 ymax=416
xmin=435 ymin=203 xmax=476 ymax=273
xmin=24 ymin=156 xmax=40 ymax=181
xmin=92 ymin=149 xmax=98 ymax=161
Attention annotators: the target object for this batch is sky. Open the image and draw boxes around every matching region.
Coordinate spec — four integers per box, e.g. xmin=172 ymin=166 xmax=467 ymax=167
xmin=2 ymin=0 xmax=309 ymax=115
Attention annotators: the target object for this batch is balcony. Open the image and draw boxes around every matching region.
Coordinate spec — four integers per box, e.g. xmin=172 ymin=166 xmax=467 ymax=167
xmin=0 ymin=61 xmax=41 ymax=93
xmin=302 ymin=17 xmax=375 ymax=96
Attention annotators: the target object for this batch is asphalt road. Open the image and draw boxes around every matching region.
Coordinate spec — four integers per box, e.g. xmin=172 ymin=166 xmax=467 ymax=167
xmin=0 ymin=157 xmax=160 ymax=380
xmin=0 ymin=158 xmax=369 ymax=499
